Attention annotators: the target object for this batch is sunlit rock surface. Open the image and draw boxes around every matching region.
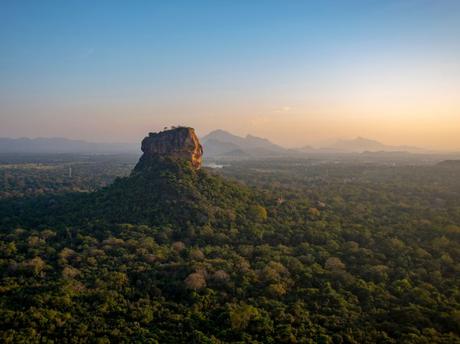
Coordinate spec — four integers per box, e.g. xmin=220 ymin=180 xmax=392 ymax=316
xmin=136 ymin=127 xmax=203 ymax=170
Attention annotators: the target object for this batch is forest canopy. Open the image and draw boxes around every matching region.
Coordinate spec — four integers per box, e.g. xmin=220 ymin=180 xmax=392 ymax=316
xmin=0 ymin=155 xmax=459 ymax=343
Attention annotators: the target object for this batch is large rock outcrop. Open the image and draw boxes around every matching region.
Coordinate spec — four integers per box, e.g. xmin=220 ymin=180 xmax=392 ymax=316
xmin=136 ymin=127 xmax=203 ymax=170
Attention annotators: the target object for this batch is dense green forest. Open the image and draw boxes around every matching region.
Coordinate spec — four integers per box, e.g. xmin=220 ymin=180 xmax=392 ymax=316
xmin=0 ymin=154 xmax=135 ymax=199
xmin=0 ymin=155 xmax=459 ymax=343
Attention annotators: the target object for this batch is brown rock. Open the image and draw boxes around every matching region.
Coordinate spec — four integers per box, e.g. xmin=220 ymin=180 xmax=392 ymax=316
xmin=139 ymin=127 xmax=203 ymax=169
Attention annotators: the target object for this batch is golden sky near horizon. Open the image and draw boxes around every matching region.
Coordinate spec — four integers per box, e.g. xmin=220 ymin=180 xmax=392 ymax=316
xmin=2 ymin=56 xmax=459 ymax=151
xmin=2 ymin=97 xmax=459 ymax=151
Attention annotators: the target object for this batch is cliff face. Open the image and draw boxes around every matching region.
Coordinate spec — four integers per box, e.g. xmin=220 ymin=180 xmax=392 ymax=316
xmin=136 ymin=127 xmax=203 ymax=170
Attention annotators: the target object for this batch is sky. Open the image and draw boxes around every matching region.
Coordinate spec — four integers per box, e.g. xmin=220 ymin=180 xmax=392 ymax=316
xmin=1 ymin=0 xmax=459 ymax=150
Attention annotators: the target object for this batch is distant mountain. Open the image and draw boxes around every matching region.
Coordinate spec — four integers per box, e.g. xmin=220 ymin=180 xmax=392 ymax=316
xmin=322 ymin=137 xmax=425 ymax=153
xmin=201 ymin=130 xmax=288 ymax=158
xmin=295 ymin=145 xmax=316 ymax=153
xmin=329 ymin=137 xmax=385 ymax=151
xmin=0 ymin=137 xmax=138 ymax=154
xmin=437 ymin=160 xmax=460 ymax=167
xmin=201 ymin=138 xmax=242 ymax=157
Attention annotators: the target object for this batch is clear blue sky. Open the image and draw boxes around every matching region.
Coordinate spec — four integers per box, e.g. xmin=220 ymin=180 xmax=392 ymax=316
xmin=1 ymin=0 xmax=459 ymax=149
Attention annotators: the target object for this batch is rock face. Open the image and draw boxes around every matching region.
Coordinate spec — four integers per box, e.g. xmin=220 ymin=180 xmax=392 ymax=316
xmin=137 ymin=127 xmax=203 ymax=169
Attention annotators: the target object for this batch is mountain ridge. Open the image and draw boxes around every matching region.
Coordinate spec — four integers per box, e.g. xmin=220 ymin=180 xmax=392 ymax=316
xmin=0 ymin=137 xmax=137 ymax=154
xmin=0 ymin=132 xmax=431 ymax=156
xmin=201 ymin=130 xmax=288 ymax=158
xmin=323 ymin=136 xmax=426 ymax=153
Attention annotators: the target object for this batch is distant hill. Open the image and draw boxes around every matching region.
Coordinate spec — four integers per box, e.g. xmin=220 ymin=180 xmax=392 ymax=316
xmin=0 ymin=137 xmax=138 ymax=154
xmin=201 ymin=130 xmax=287 ymax=158
xmin=295 ymin=145 xmax=316 ymax=153
xmin=201 ymin=131 xmax=428 ymax=158
xmin=322 ymin=137 xmax=425 ymax=153
xmin=329 ymin=137 xmax=385 ymax=151
xmin=201 ymin=138 xmax=242 ymax=157
xmin=437 ymin=160 xmax=460 ymax=167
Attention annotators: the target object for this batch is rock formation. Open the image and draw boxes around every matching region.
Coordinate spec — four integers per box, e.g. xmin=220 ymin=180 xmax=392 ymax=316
xmin=136 ymin=127 xmax=203 ymax=170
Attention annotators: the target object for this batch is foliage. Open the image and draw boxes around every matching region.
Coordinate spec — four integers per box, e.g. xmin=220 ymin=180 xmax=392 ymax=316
xmin=0 ymin=156 xmax=459 ymax=343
